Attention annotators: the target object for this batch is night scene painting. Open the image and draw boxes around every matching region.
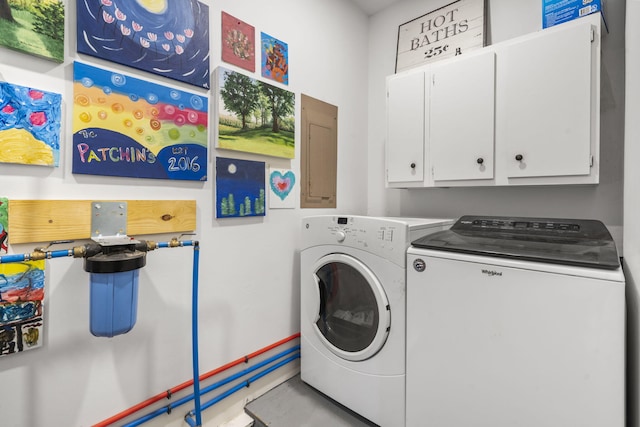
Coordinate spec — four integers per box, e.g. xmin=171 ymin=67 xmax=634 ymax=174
xmin=261 ymin=32 xmax=288 ymax=85
xmin=0 ymin=260 xmax=45 ymax=357
xmin=221 ymin=11 xmax=255 ymax=72
xmin=72 ymin=62 xmax=208 ymax=181
xmin=77 ymin=0 xmax=211 ymax=89
xmin=216 ymin=157 xmax=266 ymax=218
xmin=0 ymin=81 xmax=62 ymax=167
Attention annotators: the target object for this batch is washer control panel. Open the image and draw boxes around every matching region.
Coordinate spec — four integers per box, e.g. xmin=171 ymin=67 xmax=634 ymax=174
xmin=302 ymin=215 xmax=452 ymax=267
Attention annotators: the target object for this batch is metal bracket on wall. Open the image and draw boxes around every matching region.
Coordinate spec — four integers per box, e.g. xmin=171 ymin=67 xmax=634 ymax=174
xmin=91 ymin=201 xmax=137 ymax=247
xmin=92 ymin=202 xmax=127 ymax=239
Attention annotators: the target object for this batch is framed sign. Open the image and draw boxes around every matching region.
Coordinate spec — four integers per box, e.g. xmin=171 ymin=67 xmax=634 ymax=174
xmin=396 ymin=0 xmax=485 ymax=72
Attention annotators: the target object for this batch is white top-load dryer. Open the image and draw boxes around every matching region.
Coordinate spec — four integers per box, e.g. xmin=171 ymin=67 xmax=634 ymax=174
xmin=301 ymin=215 xmax=453 ymax=427
xmin=406 ymin=215 xmax=625 ymax=427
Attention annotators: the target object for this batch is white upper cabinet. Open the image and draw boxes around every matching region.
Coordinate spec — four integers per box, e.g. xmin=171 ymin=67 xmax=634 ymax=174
xmin=499 ymin=21 xmax=593 ymax=179
xmin=386 ymin=68 xmax=428 ymax=186
xmin=430 ymin=51 xmax=496 ymax=182
xmin=385 ymin=14 xmax=601 ymax=188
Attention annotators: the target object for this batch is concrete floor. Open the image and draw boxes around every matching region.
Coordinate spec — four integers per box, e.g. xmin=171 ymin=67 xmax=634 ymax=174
xmin=245 ymin=374 xmax=378 ymax=427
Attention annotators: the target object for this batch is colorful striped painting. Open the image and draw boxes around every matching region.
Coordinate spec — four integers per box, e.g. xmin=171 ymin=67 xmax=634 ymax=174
xmin=0 ymin=82 xmax=62 ymax=167
xmin=0 ymin=260 xmax=45 ymax=357
xmin=77 ymin=0 xmax=210 ymax=89
xmin=72 ymin=62 xmax=208 ymax=181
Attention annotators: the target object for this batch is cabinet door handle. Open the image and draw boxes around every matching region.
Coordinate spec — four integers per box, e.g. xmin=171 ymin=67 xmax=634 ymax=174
xmin=515 ymin=154 xmax=524 ymax=161
xmin=477 ymin=158 xmax=484 ymax=165
xmin=410 ymin=163 xmax=416 ymax=169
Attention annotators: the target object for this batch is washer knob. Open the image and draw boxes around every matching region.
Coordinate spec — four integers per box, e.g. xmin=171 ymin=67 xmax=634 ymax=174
xmin=336 ymin=231 xmax=346 ymax=242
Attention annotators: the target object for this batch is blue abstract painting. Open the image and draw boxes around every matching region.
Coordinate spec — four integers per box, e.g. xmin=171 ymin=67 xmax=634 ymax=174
xmin=0 ymin=82 xmax=62 ymax=167
xmin=77 ymin=0 xmax=210 ymax=89
xmin=216 ymin=157 xmax=265 ymax=218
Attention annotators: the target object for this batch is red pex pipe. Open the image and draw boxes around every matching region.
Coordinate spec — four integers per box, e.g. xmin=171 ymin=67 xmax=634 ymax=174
xmin=93 ymin=333 xmax=301 ymax=427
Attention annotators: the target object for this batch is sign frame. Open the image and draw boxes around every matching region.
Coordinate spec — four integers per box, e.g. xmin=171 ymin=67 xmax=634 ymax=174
xmin=395 ymin=0 xmax=486 ymax=73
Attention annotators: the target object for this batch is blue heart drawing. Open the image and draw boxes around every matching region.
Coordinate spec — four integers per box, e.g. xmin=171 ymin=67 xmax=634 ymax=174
xmin=270 ymin=170 xmax=296 ymax=200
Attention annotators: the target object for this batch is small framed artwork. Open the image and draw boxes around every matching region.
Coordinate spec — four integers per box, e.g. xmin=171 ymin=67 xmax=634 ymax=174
xmin=216 ymin=157 xmax=266 ymax=218
xmin=268 ymin=168 xmax=296 ymax=209
xmin=221 ymin=11 xmax=255 ymax=72
xmin=261 ymin=32 xmax=289 ymax=85
xmin=395 ymin=0 xmax=485 ymax=72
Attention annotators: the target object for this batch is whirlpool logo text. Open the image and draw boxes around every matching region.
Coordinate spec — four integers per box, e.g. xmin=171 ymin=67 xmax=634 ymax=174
xmin=481 ymin=269 xmax=503 ymax=277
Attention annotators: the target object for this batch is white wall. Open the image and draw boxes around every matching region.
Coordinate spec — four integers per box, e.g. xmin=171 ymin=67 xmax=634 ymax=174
xmin=367 ymin=0 xmax=626 ymax=252
xmin=0 ymin=0 xmax=370 ymax=426
xmin=625 ymin=1 xmax=639 ymax=426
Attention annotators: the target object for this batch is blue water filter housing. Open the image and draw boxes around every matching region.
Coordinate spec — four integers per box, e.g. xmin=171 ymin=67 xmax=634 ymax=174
xmin=90 ymin=270 xmax=140 ymax=337
xmin=84 ymin=243 xmax=146 ymax=337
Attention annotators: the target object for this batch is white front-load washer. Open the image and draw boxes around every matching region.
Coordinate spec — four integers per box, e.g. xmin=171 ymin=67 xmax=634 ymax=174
xmin=406 ymin=215 xmax=625 ymax=427
xmin=300 ymin=215 xmax=453 ymax=427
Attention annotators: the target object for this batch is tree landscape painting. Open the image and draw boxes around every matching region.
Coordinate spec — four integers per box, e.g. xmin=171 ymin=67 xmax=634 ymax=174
xmin=216 ymin=67 xmax=295 ymax=159
xmin=216 ymin=157 xmax=265 ymax=219
xmin=0 ymin=0 xmax=64 ymax=62
xmin=77 ymin=0 xmax=210 ymax=89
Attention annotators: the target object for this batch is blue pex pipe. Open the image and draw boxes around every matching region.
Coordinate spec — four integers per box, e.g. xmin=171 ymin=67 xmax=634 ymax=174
xmin=154 ymin=239 xmax=201 ymax=426
xmin=184 ymin=354 xmax=302 ymax=427
xmin=156 ymin=240 xmax=196 ymax=248
xmin=122 ymin=346 xmax=300 ymax=427
xmin=191 ymin=242 xmax=202 ymax=427
xmin=193 ymin=353 xmax=301 ymax=415
xmin=0 ymin=248 xmax=75 ymax=264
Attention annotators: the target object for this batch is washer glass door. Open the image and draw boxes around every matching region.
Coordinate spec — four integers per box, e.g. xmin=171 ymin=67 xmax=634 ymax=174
xmin=312 ymin=253 xmax=390 ymax=361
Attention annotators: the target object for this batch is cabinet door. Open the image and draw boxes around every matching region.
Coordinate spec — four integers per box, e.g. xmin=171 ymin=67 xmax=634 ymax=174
xmin=500 ymin=22 xmax=593 ymax=178
xmin=430 ymin=51 xmax=496 ymax=182
xmin=386 ymin=70 xmax=426 ymax=184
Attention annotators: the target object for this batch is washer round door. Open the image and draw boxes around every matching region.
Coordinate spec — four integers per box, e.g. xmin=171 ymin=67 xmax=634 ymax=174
xmin=311 ymin=253 xmax=391 ymax=362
